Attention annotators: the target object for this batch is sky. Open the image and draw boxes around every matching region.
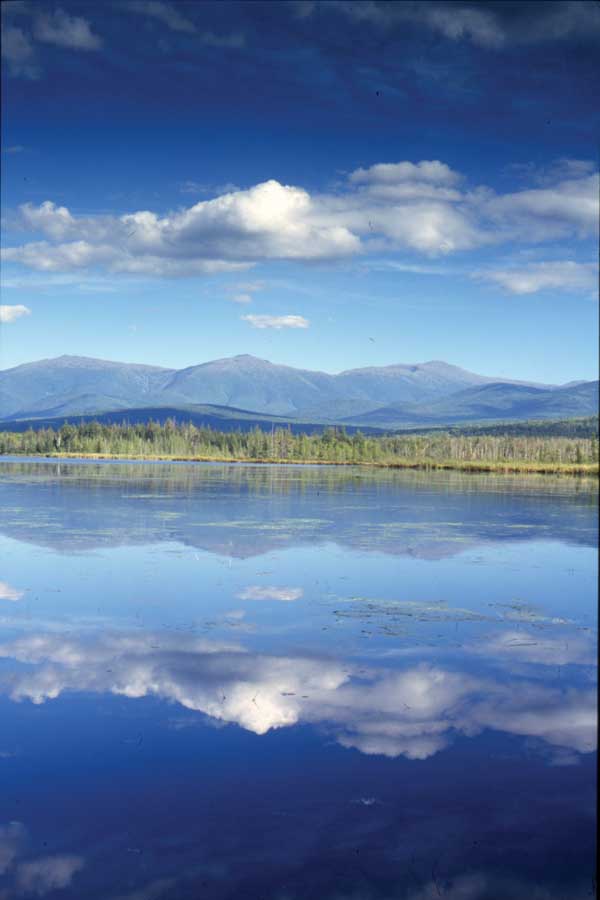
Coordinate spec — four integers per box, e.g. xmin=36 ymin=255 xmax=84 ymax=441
xmin=1 ymin=0 xmax=599 ymax=383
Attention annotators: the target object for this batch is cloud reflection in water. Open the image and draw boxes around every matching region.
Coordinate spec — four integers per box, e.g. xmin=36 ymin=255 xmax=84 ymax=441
xmin=0 ymin=627 xmax=595 ymax=761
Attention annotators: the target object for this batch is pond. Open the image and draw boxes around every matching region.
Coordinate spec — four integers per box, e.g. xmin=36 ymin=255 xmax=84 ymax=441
xmin=0 ymin=460 xmax=597 ymax=899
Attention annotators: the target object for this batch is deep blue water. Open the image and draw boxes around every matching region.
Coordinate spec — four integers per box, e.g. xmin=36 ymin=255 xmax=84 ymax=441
xmin=0 ymin=461 xmax=597 ymax=899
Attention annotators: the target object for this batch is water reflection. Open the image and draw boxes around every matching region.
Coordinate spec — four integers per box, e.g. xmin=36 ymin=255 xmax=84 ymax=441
xmin=0 ymin=460 xmax=596 ymax=558
xmin=0 ymin=460 xmax=596 ymax=899
xmin=1 ymin=625 xmax=595 ymax=760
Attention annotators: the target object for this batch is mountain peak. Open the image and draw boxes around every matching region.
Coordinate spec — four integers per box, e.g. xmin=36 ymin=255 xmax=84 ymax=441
xmin=2 ymin=353 xmax=594 ymax=425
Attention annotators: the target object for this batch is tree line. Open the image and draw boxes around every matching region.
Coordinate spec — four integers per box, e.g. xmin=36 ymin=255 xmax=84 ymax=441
xmin=0 ymin=419 xmax=598 ymax=471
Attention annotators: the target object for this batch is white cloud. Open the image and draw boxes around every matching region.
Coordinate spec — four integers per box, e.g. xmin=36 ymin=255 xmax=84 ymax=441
xmin=479 ymin=172 xmax=599 ymax=241
xmin=350 ymin=159 xmax=461 ymax=187
xmin=3 ymin=162 xmax=597 ymax=277
xmin=33 ymin=8 xmax=102 ymax=50
xmin=1 ymin=25 xmax=39 ymax=78
xmin=242 ymin=314 xmax=310 ymax=330
xmin=476 ymin=260 xmax=598 ymax=295
xmin=0 ymin=304 xmax=31 ymax=323
xmin=1 ymin=5 xmax=101 ymax=79
xmin=16 ymin=855 xmax=84 ymax=896
xmin=237 ymin=586 xmax=304 ymax=602
xmin=0 ymin=581 xmax=24 ymax=602
xmin=19 ymin=201 xmax=77 ymax=239
xmin=231 ymin=293 xmax=252 ymax=304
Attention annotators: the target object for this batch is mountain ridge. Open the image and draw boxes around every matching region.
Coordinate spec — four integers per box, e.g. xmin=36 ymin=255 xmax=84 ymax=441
xmin=0 ymin=354 xmax=596 ymax=426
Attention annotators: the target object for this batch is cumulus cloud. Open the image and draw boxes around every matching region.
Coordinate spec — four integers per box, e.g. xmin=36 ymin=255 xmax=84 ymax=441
xmin=241 ymin=314 xmax=309 ymax=330
xmin=3 ymin=181 xmax=359 ymax=275
xmin=0 ymin=304 xmax=31 ymax=323
xmin=237 ymin=586 xmax=304 ymax=602
xmin=475 ymin=260 xmax=598 ymax=295
xmin=0 ymin=581 xmax=24 ymax=602
xmin=3 ymin=162 xmax=597 ymax=276
xmin=0 ymin=626 xmax=595 ymax=759
xmin=33 ymin=8 xmax=102 ymax=50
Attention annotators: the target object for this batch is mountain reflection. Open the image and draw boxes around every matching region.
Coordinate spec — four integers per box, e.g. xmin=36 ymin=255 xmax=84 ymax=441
xmin=0 ymin=461 xmax=597 ymax=558
xmin=1 ymin=626 xmax=595 ymax=761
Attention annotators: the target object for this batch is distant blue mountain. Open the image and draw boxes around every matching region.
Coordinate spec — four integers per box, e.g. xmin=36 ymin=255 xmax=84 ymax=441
xmin=0 ymin=354 xmax=596 ymax=427
xmin=344 ymin=381 xmax=599 ymax=427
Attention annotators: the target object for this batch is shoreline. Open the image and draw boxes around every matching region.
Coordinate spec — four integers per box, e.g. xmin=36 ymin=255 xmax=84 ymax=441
xmin=1 ymin=451 xmax=597 ymax=476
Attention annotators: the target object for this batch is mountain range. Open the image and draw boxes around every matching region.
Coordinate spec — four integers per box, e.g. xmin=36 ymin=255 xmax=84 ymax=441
xmin=0 ymin=354 xmax=597 ymax=429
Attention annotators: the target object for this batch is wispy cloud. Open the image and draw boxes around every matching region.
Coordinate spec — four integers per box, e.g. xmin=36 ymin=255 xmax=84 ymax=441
xmin=475 ymin=261 xmax=598 ymax=295
xmin=126 ymin=1 xmax=244 ymax=45
xmin=237 ymin=586 xmax=304 ymax=602
xmin=179 ymin=180 xmax=241 ymax=196
xmin=33 ymin=8 xmax=102 ymax=50
xmin=0 ymin=581 xmax=24 ymax=602
xmin=230 ymin=293 xmax=252 ymax=304
xmin=316 ymin=1 xmax=600 ymax=48
xmin=241 ymin=314 xmax=309 ymax=330
xmin=127 ymin=1 xmax=197 ymax=33
xmin=16 ymin=855 xmax=85 ymax=896
xmin=1 ymin=4 xmax=101 ymax=78
xmin=2 ymin=144 xmax=26 ymax=154
xmin=1 ymin=25 xmax=39 ymax=78
xmin=226 ymin=279 xmax=265 ymax=304
xmin=0 ymin=304 xmax=31 ymax=323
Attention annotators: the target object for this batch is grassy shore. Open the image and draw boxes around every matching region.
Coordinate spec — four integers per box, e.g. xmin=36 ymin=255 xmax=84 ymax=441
xmin=6 ymin=450 xmax=598 ymax=476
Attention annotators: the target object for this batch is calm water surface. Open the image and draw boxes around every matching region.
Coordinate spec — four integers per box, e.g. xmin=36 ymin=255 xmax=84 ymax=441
xmin=0 ymin=460 xmax=597 ymax=899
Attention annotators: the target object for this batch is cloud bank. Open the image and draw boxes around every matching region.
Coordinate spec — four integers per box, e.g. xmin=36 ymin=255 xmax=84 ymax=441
xmin=3 ymin=161 xmax=597 ymax=278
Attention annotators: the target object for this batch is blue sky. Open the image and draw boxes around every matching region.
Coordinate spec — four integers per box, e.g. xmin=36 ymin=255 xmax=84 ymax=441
xmin=1 ymin=0 xmax=598 ymax=382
